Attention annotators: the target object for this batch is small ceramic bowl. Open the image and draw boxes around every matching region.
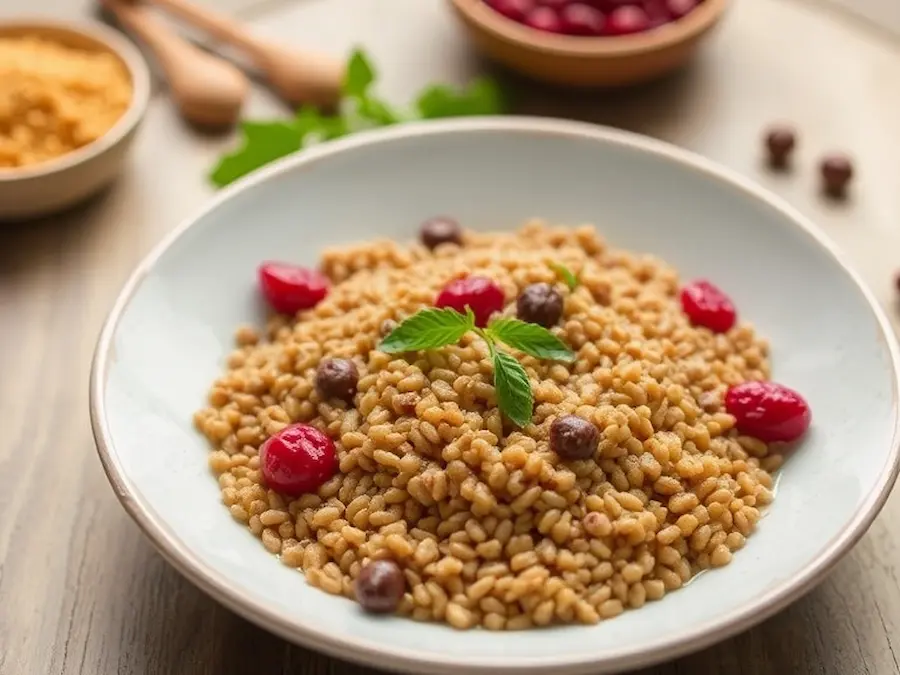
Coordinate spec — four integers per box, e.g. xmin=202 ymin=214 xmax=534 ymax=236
xmin=0 ymin=19 xmax=151 ymax=221
xmin=448 ymin=0 xmax=728 ymax=87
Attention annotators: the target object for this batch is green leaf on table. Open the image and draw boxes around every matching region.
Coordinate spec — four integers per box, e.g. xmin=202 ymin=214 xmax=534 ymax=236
xmin=356 ymin=96 xmax=402 ymax=126
xmin=209 ymin=120 xmax=306 ymax=187
xmin=344 ymin=49 xmax=376 ymax=97
xmin=491 ymin=349 xmax=534 ymax=428
xmin=550 ymin=261 xmax=579 ymax=290
xmin=487 ymin=318 xmax=575 ymax=362
xmin=416 ymin=78 xmax=505 ymax=119
xmin=379 ymin=307 xmax=474 ymax=353
xmin=296 ymin=106 xmax=350 ymax=141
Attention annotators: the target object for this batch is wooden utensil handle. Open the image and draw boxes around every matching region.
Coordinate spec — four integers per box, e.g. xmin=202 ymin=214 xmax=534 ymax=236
xmin=100 ymin=0 xmax=196 ymax=75
xmin=146 ymin=0 xmax=277 ymax=65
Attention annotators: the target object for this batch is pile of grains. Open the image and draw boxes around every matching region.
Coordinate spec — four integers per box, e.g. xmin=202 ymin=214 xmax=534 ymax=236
xmin=194 ymin=221 xmax=783 ymax=630
xmin=0 ymin=35 xmax=132 ymax=169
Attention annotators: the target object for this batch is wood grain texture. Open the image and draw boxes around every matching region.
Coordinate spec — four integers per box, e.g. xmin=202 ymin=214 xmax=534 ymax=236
xmin=1 ymin=0 xmax=900 ymax=674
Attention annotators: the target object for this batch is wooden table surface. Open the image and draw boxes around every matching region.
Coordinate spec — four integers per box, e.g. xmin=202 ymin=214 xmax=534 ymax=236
xmin=2 ymin=0 xmax=900 ymax=673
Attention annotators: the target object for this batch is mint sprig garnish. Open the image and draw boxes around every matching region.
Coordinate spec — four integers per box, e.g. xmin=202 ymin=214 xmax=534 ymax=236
xmin=379 ymin=308 xmax=575 ymax=427
xmin=551 ymin=261 xmax=579 ymax=290
xmin=486 ymin=319 xmax=575 ymax=362
xmin=378 ymin=308 xmax=473 ymax=352
xmin=489 ymin=347 xmax=534 ymax=428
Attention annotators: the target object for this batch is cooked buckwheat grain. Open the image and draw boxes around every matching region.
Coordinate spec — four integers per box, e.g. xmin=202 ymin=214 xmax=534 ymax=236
xmin=194 ymin=221 xmax=779 ymax=630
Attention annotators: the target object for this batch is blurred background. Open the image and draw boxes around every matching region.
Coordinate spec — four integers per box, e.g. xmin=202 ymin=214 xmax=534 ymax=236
xmin=1 ymin=0 xmax=899 ymax=673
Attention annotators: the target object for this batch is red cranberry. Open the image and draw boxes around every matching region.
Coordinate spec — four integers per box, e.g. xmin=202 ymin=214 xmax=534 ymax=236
xmin=539 ymin=0 xmax=569 ymax=8
xmin=355 ymin=560 xmax=406 ymax=613
xmin=525 ymin=6 xmax=564 ymax=32
xmin=259 ymin=423 xmax=338 ymax=496
xmin=725 ymin=381 xmax=811 ymax=443
xmin=644 ymin=0 xmax=673 ymax=26
xmin=681 ymin=280 xmax=737 ymax=333
xmin=560 ymin=4 xmax=606 ymax=35
xmin=666 ymin=0 xmax=699 ymax=18
xmin=258 ymin=262 xmax=329 ymax=315
xmin=487 ymin=0 xmax=535 ymax=21
xmin=605 ymin=5 xmax=651 ymax=35
xmin=435 ymin=276 xmax=505 ymax=327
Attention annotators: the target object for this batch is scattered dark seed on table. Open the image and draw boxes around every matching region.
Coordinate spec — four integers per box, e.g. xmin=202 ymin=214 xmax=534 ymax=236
xmin=315 ymin=358 xmax=359 ymax=403
xmin=354 ymin=559 xmax=406 ymax=613
xmin=550 ymin=414 xmax=599 ymax=460
xmin=764 ymin=125 xmax=796 ymax=169
xmin=420 ymin=217 xmax=463 ymax=250
xmin=820 ymin=154 xmax=853 ymax=199
xmin=517 ymin=282 xmax=564 ymax=327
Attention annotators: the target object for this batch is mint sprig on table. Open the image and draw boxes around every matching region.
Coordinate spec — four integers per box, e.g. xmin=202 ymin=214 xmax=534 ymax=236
xmin=380 ymin=308 xmax=575 ymax=428
xmin=210 ymin=49 xmax=505 ymax=187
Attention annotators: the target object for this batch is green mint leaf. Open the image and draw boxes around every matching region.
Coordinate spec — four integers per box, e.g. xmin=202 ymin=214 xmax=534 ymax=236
xmin=551 ymin=261 xmax=579 ymax=290
xmin=487 ymin=319 xmax=575 ymax=362
xmin=491 ymin=349 xmax=533 ymax=428
xmin=415 ymin=78 xmax=504 ymax=119
xmin=209 ymin=120 xmax=305 ymax=187
xmin=344 ymin=49 xmax=376 ymax=97
xmin=379 ymin=308 xmax=474 ymax=353
xmin=356 ymin=96 xmax=402 ymax=126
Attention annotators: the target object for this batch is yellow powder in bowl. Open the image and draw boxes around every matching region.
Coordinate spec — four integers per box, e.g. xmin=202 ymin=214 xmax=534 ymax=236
xmin=0 ymin=35 xmax=133 ymax=170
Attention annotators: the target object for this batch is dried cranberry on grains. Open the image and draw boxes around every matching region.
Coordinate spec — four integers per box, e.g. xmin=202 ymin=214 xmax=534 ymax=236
xmin=258 ymin=262 xmax=329 ymax=314
xmin=680 ymin=280 xmax=737 ymax=333
xmin=725 ymin=381 xmax=811 ymax=443
xmin=259 ymin=423 xmax=338 ymax=496
xmin=436 ymin=276 xmax=505 ymax=327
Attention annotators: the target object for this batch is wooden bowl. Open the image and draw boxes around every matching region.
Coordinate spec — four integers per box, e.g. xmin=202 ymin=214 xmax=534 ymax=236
xmin=0 ymin=19 xmax=151 ymax=221
xmin=447 ymin=0 xmax=728 ymax=87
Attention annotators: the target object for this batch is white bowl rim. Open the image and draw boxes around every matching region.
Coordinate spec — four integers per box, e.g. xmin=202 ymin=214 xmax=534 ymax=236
xmin=0 ymin=17 xmax=152 ymax=182
xmin=89 ymin=116 xmax=900 ymax=674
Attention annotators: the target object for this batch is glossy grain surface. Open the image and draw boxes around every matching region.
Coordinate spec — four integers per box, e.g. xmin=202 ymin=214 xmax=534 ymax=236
xmin=2 ymin=0 xmax=900 ymax=674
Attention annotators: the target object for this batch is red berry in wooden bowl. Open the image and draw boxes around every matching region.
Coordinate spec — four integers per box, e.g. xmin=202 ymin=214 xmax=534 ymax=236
xmin=725 ymin=381 xmax=811 ymax=443
xmin=482 ymin=0 xmax=705 ymax=35
xmin=560 ymin=3 xmax=606 ymax=35
xmin=680 ymin=280 xmax=737 ymax=333
xmin=605 ymin=5 xmax=651 ymax=35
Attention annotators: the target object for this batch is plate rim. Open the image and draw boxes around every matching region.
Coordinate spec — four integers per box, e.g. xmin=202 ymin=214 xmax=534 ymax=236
xmin=89 ymin=116 xmax=900 ymax=675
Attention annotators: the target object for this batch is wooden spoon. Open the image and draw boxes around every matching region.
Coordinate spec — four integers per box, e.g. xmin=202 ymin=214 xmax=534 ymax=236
xmin=144 ymin=0 xmax=344 ymax=108
xmin=100 ymin=0 xmax=248 ymax=129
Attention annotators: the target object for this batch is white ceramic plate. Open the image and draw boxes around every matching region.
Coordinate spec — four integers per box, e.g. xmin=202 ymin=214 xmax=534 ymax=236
xmin=90 ymin=117 xmax=900 ymax=675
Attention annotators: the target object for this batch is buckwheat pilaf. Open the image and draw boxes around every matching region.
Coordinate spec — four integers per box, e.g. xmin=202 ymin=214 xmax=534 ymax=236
xmin=194 ymin=221 xmax=787 ymax=630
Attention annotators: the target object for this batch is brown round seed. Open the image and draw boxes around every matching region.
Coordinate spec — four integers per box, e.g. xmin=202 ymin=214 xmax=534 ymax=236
xmin=764 ymin=125 xmax=796 ymax=169
xmin=820 ymin=154 xmax=853 ymax=199
xmin=355 ymin=559 xmax=406 ymax=613
xmin=550 ymin=415 xmax=599 ymax=460
xmin=420 ymin=217 xmax=463 ymax=250
xmin=516 ymin=283 xmax=564 ymax=328
xmin=315 ymin=358 xmax=359 ymax=402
